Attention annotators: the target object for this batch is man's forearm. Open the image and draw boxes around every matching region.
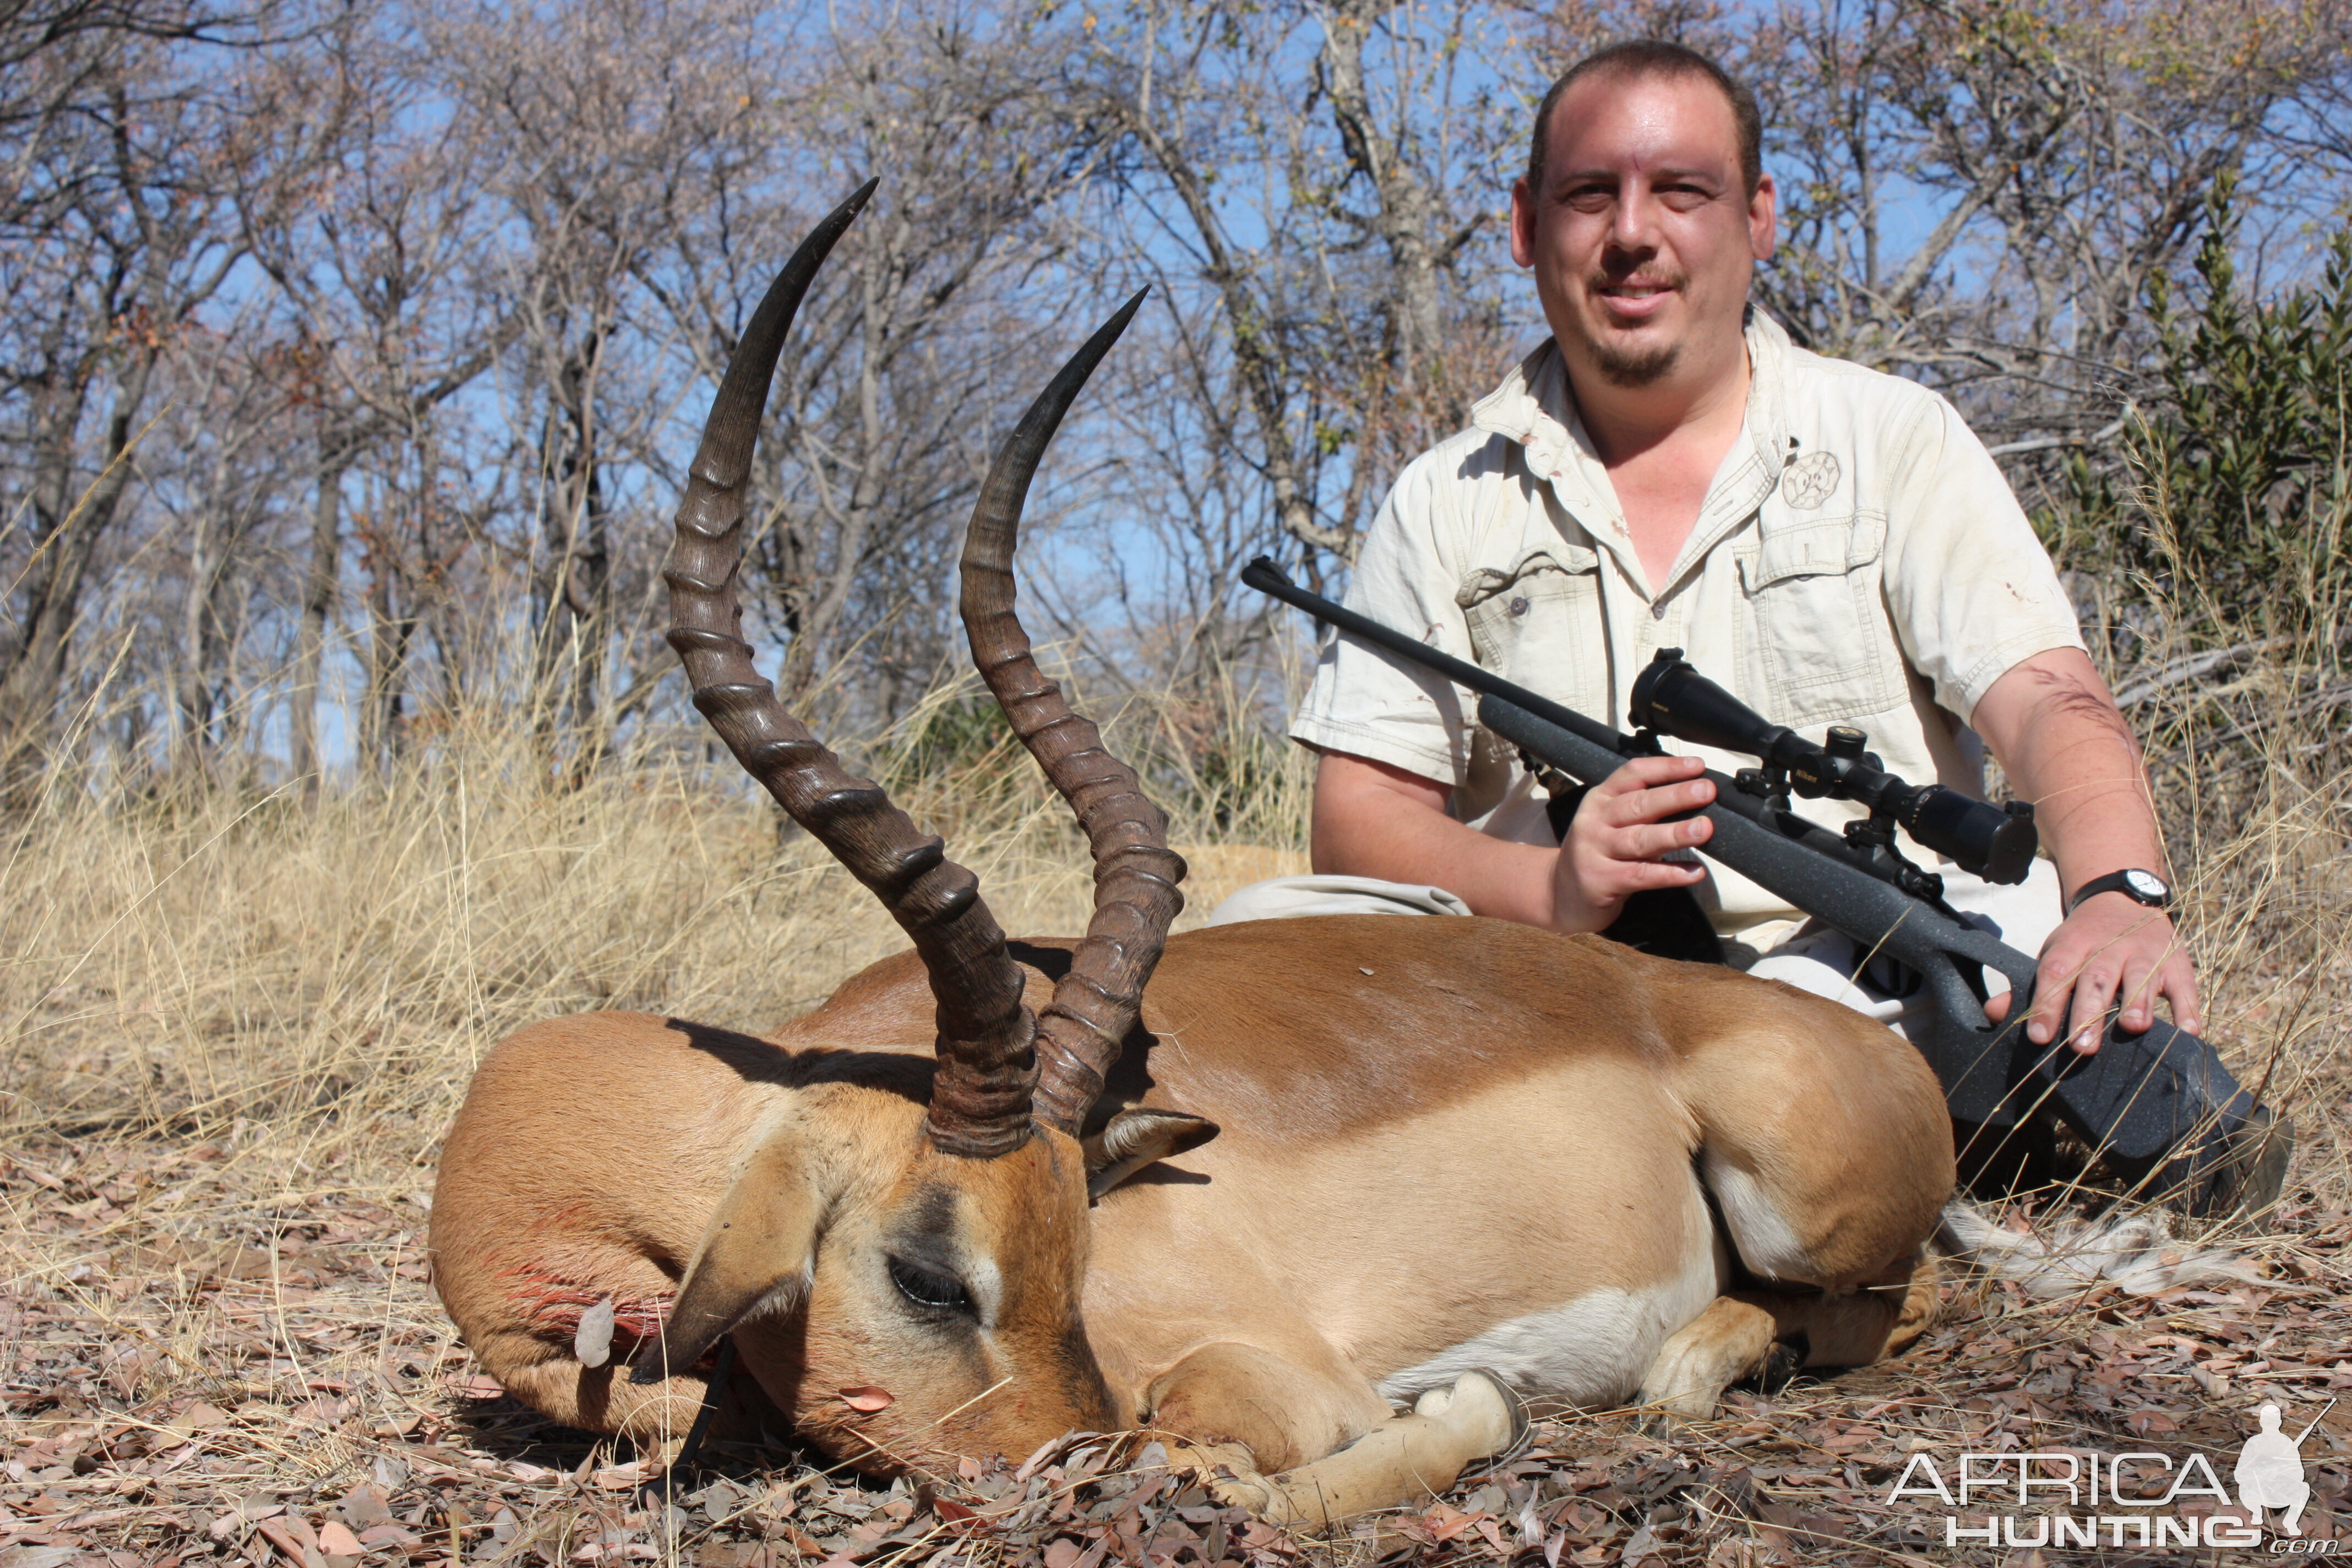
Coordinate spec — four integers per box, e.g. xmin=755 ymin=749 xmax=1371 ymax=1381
xmin=1971 ymin=649 xmax=2166 ymax=896
xmin=1309 ymin=750 xmax=1560 ymax=927
xmin=1970 ymin=646 xmax=2199 ymax=1044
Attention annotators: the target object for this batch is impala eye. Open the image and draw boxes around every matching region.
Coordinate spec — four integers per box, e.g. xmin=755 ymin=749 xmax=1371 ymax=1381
xmin=887 ymin=1256 xmax=973 ymax=1315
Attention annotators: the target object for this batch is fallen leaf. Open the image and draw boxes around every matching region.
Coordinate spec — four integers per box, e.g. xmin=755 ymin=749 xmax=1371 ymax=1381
xmin=443 ymin=1373 xmax=504 ymax=1400
xmin=575 ymin=1297 xmax=616 ymax=1368
xmin=591 ymin=1462 xmax=655 ymax=1489
xmin=340 ymin=1483 xmax=391 ymax=1529
xmin=838 ymin=1385 xmax=895 ymax=1412
xmin=166 ymin=1401 xmax=232 ymax=1439
xmin=253 ymin=1517 xmax=311 ymax=1565
xmin=357 ymin=1525 xmax=422 ymax=1548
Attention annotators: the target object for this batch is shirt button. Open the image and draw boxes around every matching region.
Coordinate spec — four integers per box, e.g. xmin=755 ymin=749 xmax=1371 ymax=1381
xmin=1651 ymin=602 xmax=1667 ymax=620
xmin=1509 ymin=596 xmax=1528 ymax=617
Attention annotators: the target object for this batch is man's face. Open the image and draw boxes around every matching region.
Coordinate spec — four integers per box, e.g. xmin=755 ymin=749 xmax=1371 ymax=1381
xmin=1510 ymin=70 xmax=1775 ymax=389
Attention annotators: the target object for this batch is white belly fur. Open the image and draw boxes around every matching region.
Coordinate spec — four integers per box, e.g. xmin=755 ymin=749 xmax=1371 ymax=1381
xmin=1374 ymin=1232 xmax=1725 ymax=1407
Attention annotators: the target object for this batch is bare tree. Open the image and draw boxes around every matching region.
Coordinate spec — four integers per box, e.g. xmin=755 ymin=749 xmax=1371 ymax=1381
xmin=1052 ymin=0 xmax=1508 ymax=731
xmin=0 ymin=35 xmax=258 ymax=790
xmin=235 ymin=4 xmax=510 ymax=788
xmin=633 ymin=3 xmax=1097 ymax=710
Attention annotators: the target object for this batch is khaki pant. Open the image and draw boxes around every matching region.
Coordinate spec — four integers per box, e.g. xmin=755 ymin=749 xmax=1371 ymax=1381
xmin=1203 ymin=859 xmax=2065 ymax=1041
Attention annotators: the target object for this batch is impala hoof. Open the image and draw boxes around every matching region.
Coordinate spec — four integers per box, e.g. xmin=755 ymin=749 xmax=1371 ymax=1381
xmin=1413 ymin=1369 xmax=1527 ymax=1458
xmin=1633 ymin=1405 xmax=1696 ymax=1440
xmin=1205 ymin=1472 xmax=1278 ymax=1515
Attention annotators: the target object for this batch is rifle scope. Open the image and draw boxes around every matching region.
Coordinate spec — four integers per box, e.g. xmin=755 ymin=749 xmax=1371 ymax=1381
xmin=1630 ymin=650 xmax=2039 ymax=886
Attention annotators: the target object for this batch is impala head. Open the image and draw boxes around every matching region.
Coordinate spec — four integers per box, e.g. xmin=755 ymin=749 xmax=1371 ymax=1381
xmin=634 ymin=182 xmax=1201 ymax=1472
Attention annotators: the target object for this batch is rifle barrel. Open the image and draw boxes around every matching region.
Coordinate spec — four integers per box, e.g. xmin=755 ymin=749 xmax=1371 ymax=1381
xmin=1241 ymin=557 xmax=1628 ymax=756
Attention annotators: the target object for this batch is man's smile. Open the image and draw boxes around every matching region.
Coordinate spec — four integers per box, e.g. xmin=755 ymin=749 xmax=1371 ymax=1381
xmin=1593 ymin=274 xmax=1683 ymax=322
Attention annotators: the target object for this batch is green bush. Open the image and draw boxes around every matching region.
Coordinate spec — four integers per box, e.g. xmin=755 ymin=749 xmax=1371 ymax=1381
xmin=2049 ymin=187 xmax=2351 ymax=647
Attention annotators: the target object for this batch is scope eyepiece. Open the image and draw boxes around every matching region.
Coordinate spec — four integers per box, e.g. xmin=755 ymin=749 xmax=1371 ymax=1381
xmin=1629 ymin=649 xmax=2039 ymax=884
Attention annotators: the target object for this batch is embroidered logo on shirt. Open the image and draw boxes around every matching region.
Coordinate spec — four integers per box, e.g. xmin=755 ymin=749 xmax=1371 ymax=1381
xmin=1782 ymin=450 xmax=1841 ymax=509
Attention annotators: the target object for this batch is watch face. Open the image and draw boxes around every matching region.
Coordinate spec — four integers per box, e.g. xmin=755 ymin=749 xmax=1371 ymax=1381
xmin=2125 ymin=869 xmax=2169 ymax=900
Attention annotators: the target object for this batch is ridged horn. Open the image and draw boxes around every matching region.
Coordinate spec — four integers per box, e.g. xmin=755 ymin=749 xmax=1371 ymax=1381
xmin=665 ymin=181 xmax=1038 ymax=1159
xmin=959 ymin=290 xmax=1187 ymax=1136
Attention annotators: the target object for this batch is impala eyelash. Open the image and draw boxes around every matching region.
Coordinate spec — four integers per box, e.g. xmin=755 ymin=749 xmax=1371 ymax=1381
xmin=886 ymin=1255 xmax=975 ymax=1317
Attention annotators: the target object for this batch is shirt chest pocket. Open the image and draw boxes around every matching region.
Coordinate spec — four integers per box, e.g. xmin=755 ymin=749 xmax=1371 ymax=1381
xmin=1455 ymin=546 xmax=1607 ymax=719
xmin=1738 ymin=515 xmax=1905 ymax=727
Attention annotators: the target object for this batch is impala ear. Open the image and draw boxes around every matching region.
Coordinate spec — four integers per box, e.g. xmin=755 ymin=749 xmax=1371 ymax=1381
xmin=1084 ymin=1108 xmax=1219 ymax=1199
xmin=630 ymin=1124 xmax=821 ymax=1384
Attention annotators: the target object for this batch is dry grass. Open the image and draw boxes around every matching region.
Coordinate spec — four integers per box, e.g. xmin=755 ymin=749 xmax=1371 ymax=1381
xmin=1 ymin=597 xmax=2346 ymax=1562
xmin=0 ymin=679 xmax=1312 ymax=1148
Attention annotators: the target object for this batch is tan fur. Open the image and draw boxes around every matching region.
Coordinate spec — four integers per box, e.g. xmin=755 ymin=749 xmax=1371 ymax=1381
xmin=432 ymin=915 xmax=1953 ymax=1513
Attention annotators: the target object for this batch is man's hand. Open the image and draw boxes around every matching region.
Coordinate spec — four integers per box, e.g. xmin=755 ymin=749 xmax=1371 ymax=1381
xmin=1553 ymin=755 xmax=1714 ymax=932
xmin=1984 ymin=894 xmax=2201 ymax=1053
xmin=1309 ymin=749 xmax=1715 ymax=936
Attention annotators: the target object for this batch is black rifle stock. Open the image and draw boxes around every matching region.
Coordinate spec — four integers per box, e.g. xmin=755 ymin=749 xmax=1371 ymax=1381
xmin=1245 ymin=556 xmax=2288 ymax=1217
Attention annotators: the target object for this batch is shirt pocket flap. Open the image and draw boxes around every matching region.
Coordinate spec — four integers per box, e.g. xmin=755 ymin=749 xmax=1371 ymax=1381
xmin=1740 ymin=516 xmax=1886 ymax=591
xmin=1454 ymin=544 xmax=1601 ymax=611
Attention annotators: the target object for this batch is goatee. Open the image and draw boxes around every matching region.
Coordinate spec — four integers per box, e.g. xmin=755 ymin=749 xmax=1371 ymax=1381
xmin=1592 ymin=338 xmax=1679 ymax=386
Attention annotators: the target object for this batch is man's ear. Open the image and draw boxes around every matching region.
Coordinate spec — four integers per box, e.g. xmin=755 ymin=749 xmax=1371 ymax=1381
xmin=631 ymin=1122 xmax=821 ymax=1384
xmin=1084 ymin=1108 xmax=1219 ymax=1199
xmin=1749 ymin=170 xmax=1778 ymax=262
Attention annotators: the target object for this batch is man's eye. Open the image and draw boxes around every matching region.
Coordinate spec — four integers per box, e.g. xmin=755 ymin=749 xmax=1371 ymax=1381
xmin=888 ymin=1257 xmax=974 ymax=1315
xmin=1565 ymin=187 xmax=1614 ymax=212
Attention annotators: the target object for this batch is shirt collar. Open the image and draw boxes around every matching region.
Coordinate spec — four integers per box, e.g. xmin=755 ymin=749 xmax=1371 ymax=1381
xmin=1469 ymin=307 xmax=1798 ymax=595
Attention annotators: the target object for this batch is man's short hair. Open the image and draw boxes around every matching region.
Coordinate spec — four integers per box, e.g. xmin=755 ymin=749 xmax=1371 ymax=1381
xmin=1527 ymin=40 xmax=1763 ymax=199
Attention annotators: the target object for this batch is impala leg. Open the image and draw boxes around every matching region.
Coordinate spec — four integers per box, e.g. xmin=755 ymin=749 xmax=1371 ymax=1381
xmin=495 ymin=1354 xmax=707 ymax=1453
xmin=1180 ymin=1372 xmax=1524 ymax=1529
xmin=1636 ymin=1257 xmax=1940 ymax=1434
xmin=1635 ymin=1297 xmax=1781 ymax=1431
xmin=1747 ymin=1251 xmax=1941 ymax=1367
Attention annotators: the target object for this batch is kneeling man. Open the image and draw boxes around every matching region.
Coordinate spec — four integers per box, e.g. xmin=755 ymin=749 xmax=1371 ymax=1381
xmin=1213 ymin=41 xmax=2192 ymax=1056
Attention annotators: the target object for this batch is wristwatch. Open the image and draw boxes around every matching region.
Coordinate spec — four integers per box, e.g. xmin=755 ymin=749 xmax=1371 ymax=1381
xmin=2066 ymin=868 xmax=2173 ymax=916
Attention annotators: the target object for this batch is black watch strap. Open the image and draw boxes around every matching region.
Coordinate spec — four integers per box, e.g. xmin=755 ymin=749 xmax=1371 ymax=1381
xmin=2066 ymin=868 xmax=2172 ymax=915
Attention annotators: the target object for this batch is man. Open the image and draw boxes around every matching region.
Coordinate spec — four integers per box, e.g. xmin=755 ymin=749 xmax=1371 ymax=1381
xmin=1212 ymin=40 xmax=2195 ymax=1057
xmin=2233 ymin=1402 xmax=2315 ymax=1538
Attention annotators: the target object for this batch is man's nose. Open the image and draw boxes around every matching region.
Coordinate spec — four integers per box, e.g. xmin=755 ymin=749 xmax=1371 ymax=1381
xmin=1609 ymin=180 xmax=1660 ymax=252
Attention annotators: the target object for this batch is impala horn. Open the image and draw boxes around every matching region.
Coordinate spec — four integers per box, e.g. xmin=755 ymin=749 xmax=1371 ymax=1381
xmin=959 ymin=291 xmax=1188 ymax=1136
xmin=664 ymin=181 xmax=1038 ymax=1159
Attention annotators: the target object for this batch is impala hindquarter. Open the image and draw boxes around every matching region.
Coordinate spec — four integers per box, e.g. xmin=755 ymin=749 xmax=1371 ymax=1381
xmin=429 ymin=1012 xmax=786 ymax=1444
xmin=1063 ymin=918 xmax=1952 ymax=1483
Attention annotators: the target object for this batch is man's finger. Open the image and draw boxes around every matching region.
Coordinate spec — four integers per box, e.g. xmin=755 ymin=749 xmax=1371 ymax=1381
xmin=2025 ymin=948 xmax=2078 ymax=1046
xmin=2066 ymin=962 xmax=2119 ymax=1054
xmin=1608 ymin=818 xmax=1709 ymax=860
xmin=2163 ymin=961 xmax=2203 ymax=1036
xmin=1598 ymin=777 xmax=1714 ymax=827
xmin=1617 ymin=858 xmax=1707 ymax=891
xmin=1596 ymin=754 xmax=1706 ymax=796
xmin=2115 ymin=951 xmax=2160 ymax=1032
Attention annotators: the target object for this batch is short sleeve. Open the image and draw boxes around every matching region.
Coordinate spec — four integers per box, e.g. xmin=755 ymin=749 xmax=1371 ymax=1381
xmin=1880 ymin=393 xmax=2086 ymax=726
xmin=1288 ymin=449 xmax=1480 ymax=786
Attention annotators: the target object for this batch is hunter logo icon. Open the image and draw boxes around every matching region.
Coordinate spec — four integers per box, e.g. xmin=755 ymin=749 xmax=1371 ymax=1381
xmin=2237 ymin=1398 xmax=2332 ymax=1538
xmin=1781 ymin=449 xmax=1840 ymax=508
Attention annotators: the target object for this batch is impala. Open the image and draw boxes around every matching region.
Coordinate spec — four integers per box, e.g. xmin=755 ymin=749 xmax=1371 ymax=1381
xmin=430 ymin=185 xmax=1956 ymax=1525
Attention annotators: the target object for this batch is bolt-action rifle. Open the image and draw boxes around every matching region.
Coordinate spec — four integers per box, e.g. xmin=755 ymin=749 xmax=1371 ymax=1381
xmin=1245 ymin=556 xmax=2288 ymax=1218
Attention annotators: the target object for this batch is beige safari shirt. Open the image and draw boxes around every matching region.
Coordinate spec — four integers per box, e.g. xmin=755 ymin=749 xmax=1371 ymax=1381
xmin=1290 ymin=308 xmax=2085 ymax=936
